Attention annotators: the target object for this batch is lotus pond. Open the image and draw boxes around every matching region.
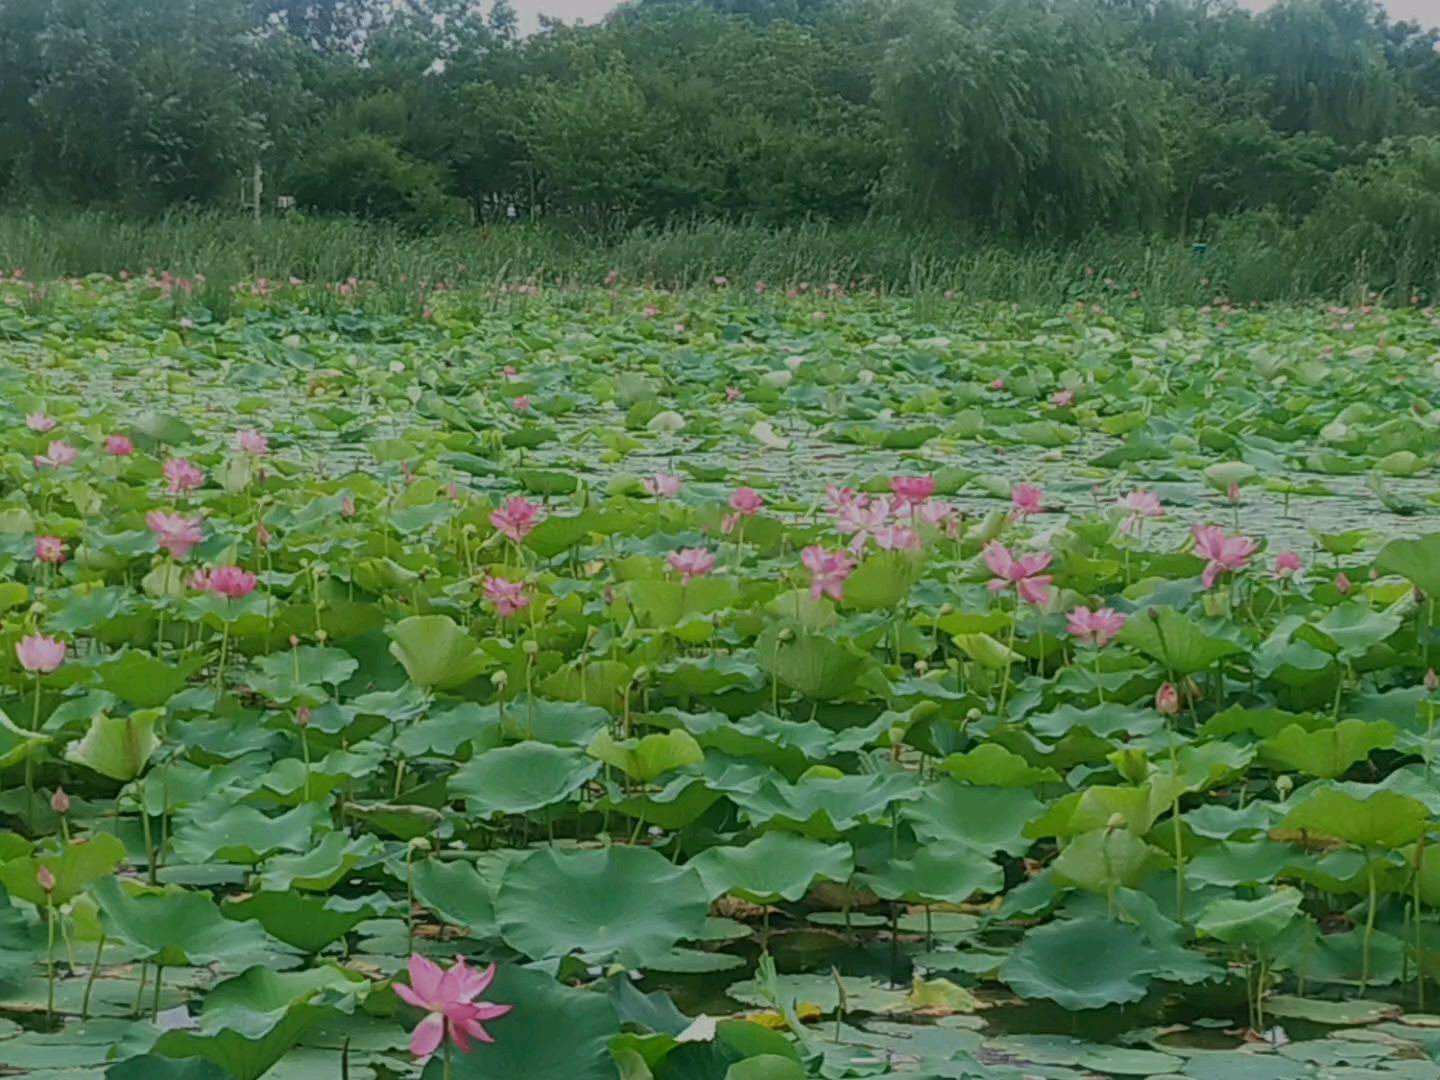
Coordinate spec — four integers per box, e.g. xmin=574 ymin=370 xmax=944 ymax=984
xmin=5 ymin=277 xmax=1440 ymax=1080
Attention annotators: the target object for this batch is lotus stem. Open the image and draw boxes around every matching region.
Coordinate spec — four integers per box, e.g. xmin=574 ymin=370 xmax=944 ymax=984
xmin=1362 ymin=855 xmax=1378 ymax=992
xmin=82 ymin=934 xmax=105 ymax=1021
xmin=44 ymin=895 xmax=55 ymax=1023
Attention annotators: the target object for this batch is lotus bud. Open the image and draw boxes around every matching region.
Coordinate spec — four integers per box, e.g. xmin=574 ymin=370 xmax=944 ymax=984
xmin=1156 ymin=683 xmax=1180 ymax=717
xmin=1335 ymin=572 xmax=1351 ymax=594
xmin=778 ymin=627 xmax=795 ymax=643
xmin=491 ymin=670 xmax=509 ymax=689
xmin=1110 ymin=748 xmax=1150 ymax=785
xmin=1276 ymin=774 xmax=1294 ymax=799
xmin=36 ymin=866 xmax=55 ymax=893
xmin=522 ymin=639 xmax=539 ymax=656
xmin=315 ymin=629 xmax=328 ymax=642
xmin=914 ymin=659 xmax=929 ymax=675
xmin=632 ymin=666 xmax=650 ymax=685
xmin=50 ymin=787 xmax=69 ymax=815
xmin=938 ymin=603 xmax=954 ymax=616
xmin=1106 ymin=812 xmax=1128 ymax=831
xmin=407 ymin=837 xmax=431 ymax=853
xmin=295 ymin=706 xmax=311 ymax=728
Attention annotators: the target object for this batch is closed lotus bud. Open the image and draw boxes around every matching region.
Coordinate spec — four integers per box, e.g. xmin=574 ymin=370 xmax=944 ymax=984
xmin=914 ymin=659 xmax=929 ymax=675
xmin=407 ymin=836 xmax=431 ymax=853
xmin=633 ymin=666 xmax=650 ymax=685
xmin=1427 ymin=669 xmax=1438 ymax=693
xmin=1335 ymin=572 xmax=1351 ymax=594
xmin=50 ymin=787 xmax=69 ymax=815
xmin=36 ymin=866 xmax=55 ymax=893
xmin=295 ymin=706 xmax=311 ymax=728
xmin=1106 ymin=812 xmax=1128 ymax=831
xmin=1110 ymin=748 xmax=1151 ymax=785
xmin=1156 ymin=683 xmax=1180 ymax=716
xmin=491 ymin=670 xmax=509 ymax=688
xmin=1276 ymin=774 xmax=1294 ymax=799
xmin=522 ymin=639 xmax=539 ymax=656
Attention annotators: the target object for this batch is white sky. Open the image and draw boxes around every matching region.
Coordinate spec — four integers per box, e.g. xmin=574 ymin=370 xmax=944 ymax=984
xmin=509 ymin=0 xmax=1439 ymax=34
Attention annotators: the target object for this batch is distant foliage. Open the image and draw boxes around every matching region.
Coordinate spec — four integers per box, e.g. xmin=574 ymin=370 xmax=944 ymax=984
xmin=0 ymin=0 xmax=1438 ymax=268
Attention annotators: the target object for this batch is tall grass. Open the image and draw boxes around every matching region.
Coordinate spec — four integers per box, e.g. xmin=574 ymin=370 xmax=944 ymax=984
xmin=0 ymin=209 xmax=1387 ymax=305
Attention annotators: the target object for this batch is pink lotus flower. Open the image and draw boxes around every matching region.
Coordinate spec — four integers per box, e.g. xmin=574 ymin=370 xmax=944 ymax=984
xmin=667 ymin=548 xmax=715 ymax=584
xmin=103 ymin=435 xmax=134 ymax=456
xmin=725 ymin=387 xmax=742 ymax=402
xmin=1066 ymin=606 xmax=1127 ymax=647
xmin=643 ymin=474 xmax=681 ymax=498
xmin=234 ymin=430 xmax=268 ymax=455
xmin=1051 ymin=390 xmax=1074 ymax=407
xmin=490 ymin=497 xmax=541 ymax=543
xmin=983 ymin=542 xmax=1053 ymax=606
xmin=1192 ymin=524 xmax=1258 ymax=588
xmin=512 ymin=396 xmax=530 ymax=410
xmin=1011 ymin=484 xmax=1044 ymax=518
xmin=341 ymin=495 xmax=356 ymax=517
xmin=256 ymin=523 xmax=271 ymax=547
xmin=37 ymin=866 xmax=55 ymax=893
xmin=483 ymin=576 xmax=529 ymax=617
xmin=801 ymin=545 xmax=853 ymax=601
xmin=729 ymin=487 xmax=764 ymax=516
xmin=146 ymin=511 xmax=203 ymax=558
xmin=1274 ymin=551 xmax=1302 ymax=575
xmin=874 ymin=525 xmax=920 ymax=552
xmin=836 ymin=497 xmax=892 ymax=552
xmin=34 ymin=441 xmax=76 ymax=469
xmin=16 ymin=634 xmax=65 ymax=674
xmin=990 ymin=378 xmax=1005 ymax=390
xmin=502 ymin=365 xmax=518 ymax=379
xmin=394 ymin=954 xmax=510 ymax=1060
xmin=51 ymin=787 xmax=69 ymax=814
xmin=825 ymin=485 xmax=866 ymax=513
xmin=1117 ymin=490 xmax=1162 ymax=533
xmin=642 ymin=305 xmax=656 ymax=319
xmin=1335 ymin=572 xmax=1351 ymax=594
xmin=1427 ymin=669 xmax=1439 ymax=692
xmin=1156 ymin=683 xmax=1179 ymax=716
xmin=192 ymin=565 xmax=256 ymax=599
xmin=25 ymin=413 xmax=56 ymax=432
xmin=34 ymin=536 xmax=65 ymax=564
xmin=163 ymin=457 xmax=204 ymax=495
xmin=890 ymin=476 xmax=935 ymax=506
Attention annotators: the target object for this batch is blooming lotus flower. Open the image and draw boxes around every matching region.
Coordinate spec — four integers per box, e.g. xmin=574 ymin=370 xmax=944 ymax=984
xmin=16 ymin=634 xmax=65 ymax=674
xmin=1051 ymin=390 xmax=1074 ymax=407
xmin=34 ymin=441 xmax=76 ymax=469
xmin=983 ymin=542 xmax=1053 ymax=606
xmin=801 ymin=545 xmax=853 ymax=601
xmin=1274 ymin=551 xmax=1302 ymax=575
xmin=1156 ymin=683 xmax=1179 ymax=716
xmin=234 ymin=430 xmax=268 ymax=456
xmin=103 ymin=434 xmax=134 ymax=456
xmin=25 ymin=413 xmax=56 ymax=432
xmin=1117 ymin=490 xmax=1163 ymax=533
xmin=825 ymin=484 xmax=867 ymax=513
xmin=873 ymin=525 xmax=921 ymax=551
xmin=394 ymin=955 xmax=510 ymax=1060
xmin=163 ymin=457 xmax=204 ymax=495
xmin=836 ymin=497 xmax=892 ymax=553
xmin=643 ymin=474 xmax=681 ymax=498
xmin=483 ymin=576 xmax=529 ymax=617
xmin=193 ymin=565 xmax=256 ymax=599
xmin=489 ymin=497 xmax=541 ymax=543
xmin=146 ymin=511 xmax=203 ymax=558
xmin=1192 ymin=524 xmax=1258 ymax=588
xmin=1010 ymin=484 xmax=1044 ymax=518
xmin=667 ymin=548 xmax=715 ymax=584
xmin=729 ymin=487 xmax=764 ymax=516
xmin=34 ymin=536 xmax=65 ymax=564
xmin=890 ymin=476 xmax=935 ymax=505
xmin=1067 ymin=606 xmax=1127 ymax=648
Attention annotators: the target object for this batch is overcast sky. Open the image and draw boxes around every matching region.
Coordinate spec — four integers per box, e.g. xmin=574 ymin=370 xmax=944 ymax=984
xmin=509 ymin=0 xmax=1438 ymax=34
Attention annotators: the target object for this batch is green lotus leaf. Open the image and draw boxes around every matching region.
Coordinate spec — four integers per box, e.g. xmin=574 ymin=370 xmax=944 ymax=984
xmin=410 ymin=858 xmax=501 ymax=940
xmin=1116 ymin=606 xmax=1245 ymax=674
xmin=65 ymin=707 xmax=160 ymax=781
xmin=171 ymin=800 xmax=329 ymax=865
xmin=1049 ymin=828 xmax=1171 ymax=895
xmin=999 ymin=917 xmax=1157 ymax=1011
xmin=1260 ymin=719 xmax=1394 ymax=779
xmin=1195 ymin=888 xmax=1303 ymax=945
xmin=939 ymin=744 xmax=1060 ymax=786
xmin=858 ymin=841 xmax=1004 ymax=904
xmin=1376 ymin=532 xmax=1440 ymax=595
xmin=495 ymin=846 xmax=707 ymax=966
xmin=388 ymin=615 xmax=489 ymax=690
xmin=1280 ymin=787 xmax=1429 ymax=849
xmin=586 ymin=729 xmax=703 ymax=782
xmin=690 ymin=832 xmax=853 ymax=903
xmin=449 ymin=741 xmax=601 ymax=816
xmin=92 ymin=876 xmax=294 ymax=968
xmin=221 ymin=892 xmax=397 ymax=955
xmin=0 ymin=833 xmax=127 ymax=906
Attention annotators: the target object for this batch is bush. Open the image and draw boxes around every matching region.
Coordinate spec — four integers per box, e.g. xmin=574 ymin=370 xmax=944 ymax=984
xmin=286 ymin=134 xmax=468 ymax=230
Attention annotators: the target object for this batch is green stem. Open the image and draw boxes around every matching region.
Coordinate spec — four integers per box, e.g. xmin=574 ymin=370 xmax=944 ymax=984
xmin=997 ymin=592 xmax=1018 ymax=718
xmin=1093 ymin=649 xmax=1105 ymax=705
xmin=1419 ymin=836 xmax=1428 ymax=1011
xmin=1363 ymin=854 xmax=1378 ymax=992
xmin=82 ymin=934 xmax=105 ymax=1021
xmin=44 ymin=897 xmax=55 ymax=1023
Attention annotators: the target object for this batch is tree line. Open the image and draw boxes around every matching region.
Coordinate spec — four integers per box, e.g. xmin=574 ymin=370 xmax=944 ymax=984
xmin=1 ymin=0 xmax=1438 ymax=246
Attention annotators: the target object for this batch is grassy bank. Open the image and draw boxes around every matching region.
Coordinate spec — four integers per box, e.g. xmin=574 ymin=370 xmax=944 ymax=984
xmin=0 ymin=209 xmax=1395 ymax=307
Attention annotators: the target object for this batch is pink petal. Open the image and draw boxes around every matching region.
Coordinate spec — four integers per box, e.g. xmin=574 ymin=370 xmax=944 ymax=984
xmin=393 ymin=982 xmax=428 ymax=1010
xmin=408 ymin=954 xmax=444 ymax=1002
xmin=410 ymin=1013 xmax=444 ymax=1059
xmin=1201 ymin=563 xmax=1219 ymax=589
xmin=470 ymin=1002 xmax=512 ymax=1021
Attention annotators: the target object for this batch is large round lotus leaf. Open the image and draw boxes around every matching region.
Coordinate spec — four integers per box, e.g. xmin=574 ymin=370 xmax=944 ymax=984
xmin=999 ymin=917 xmax=1157 ymax=1011
xmin=1279 ymin=787 xmax=1428 ymax=848
xmin=689 ymin=832 xmax=854 ymax=902
xmin=495 ymin=846 xmax=708 ymax=966
xmin=387 ymin=614 xmax=489 ymax=690
xmin=448 ymin=742 xmax=601 ymax=816
xmin=857 ymin=842 xmax=1003 ymax=904
xmin=422 ymin=965 xmax=620 ymax=1080
xmin=1195 ymin=888 xmax=1302 ymax=945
